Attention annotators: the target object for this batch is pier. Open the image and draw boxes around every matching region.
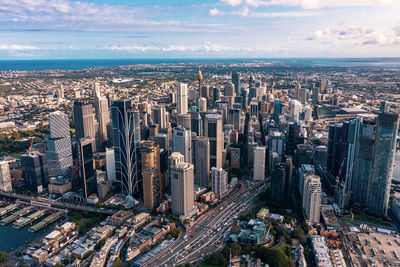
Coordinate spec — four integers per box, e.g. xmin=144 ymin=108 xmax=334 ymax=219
xmin=0 ymin=204 xmax=19 ymax=217
xmin=29 ymin=211 xmax=64 ymax=232
xmin=13 ymin=209 xmax=46 ymax=229
xmin=0 ymin=206 xmax=34 ymax=225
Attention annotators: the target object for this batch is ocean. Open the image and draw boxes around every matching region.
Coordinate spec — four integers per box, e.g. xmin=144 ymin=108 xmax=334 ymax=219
xmin=0 ymin=58 xmax=400 ymax=71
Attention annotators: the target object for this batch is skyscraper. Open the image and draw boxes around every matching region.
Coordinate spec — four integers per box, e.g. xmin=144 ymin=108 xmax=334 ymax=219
xmin=46 ymin=111 xmax=73 ymax=177
xmin=200 ymin=85 xmax=209 ymax=100
xmin=78 ymin=137 xmax=97 ymax=199
xmin=0 ymin=161 xmax=12 ymax=192
xmin=173 ymin=126 xmax=192 ymax=163
xmin=224 ymin=82 xmax=235 ymax=97
xmin=176 ymin=83 xmax=188 ymax=115
xmin=352 ymin=113 xmax=399 ymax=216
xmin=193 ymin=136 xmax=210 ymax=187
xmin=204 ymin=114 xmax=223 ymax=168
xmin=111 ymin=100 xmax=141 ymax=197
xmin=270 ymin=163 xmax=286 ymax=202
xmin=143 ymin=167 xmax=162 ymax=210
xmin=253 ymin=146 xmax=266 ymax=181
xmin=211 ymin=167 xmax=228 ymax=198
xmin=21 ymin=152 xmax=49 ymax=193
xmin=171 ymin=160 xmax=194 ymax=216
xmin=74 ymin=100 xmax=99 ymax=152
xmin=93 ymin=83 xmax=111 ymax=151
xmin=152 ymin=104 xmax=167 ymax=128
xmin=232 ymin=72 xmax=240 ymax=95
xmin=303 ymin=174 xmax=322 ymax=223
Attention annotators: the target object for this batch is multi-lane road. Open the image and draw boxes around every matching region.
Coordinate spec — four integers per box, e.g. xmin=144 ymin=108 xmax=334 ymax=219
xmin=145 ymin=181 xmax=266 ymax=267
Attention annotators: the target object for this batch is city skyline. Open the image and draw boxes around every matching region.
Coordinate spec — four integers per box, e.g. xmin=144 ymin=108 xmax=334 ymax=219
xmin=0 ymin=0 xmax=399 ymax=59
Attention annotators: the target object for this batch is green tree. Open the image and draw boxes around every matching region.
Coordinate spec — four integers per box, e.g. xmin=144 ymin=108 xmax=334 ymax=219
xmin=207 ymin=252 xmax=227 ymax=266
xmin=222 ymin=242 xmax=242 ymax=258
xmin=254 ymin=247 xmax=293 ymax=267
xmin=0 ymin=251 xmax=9 ymax=263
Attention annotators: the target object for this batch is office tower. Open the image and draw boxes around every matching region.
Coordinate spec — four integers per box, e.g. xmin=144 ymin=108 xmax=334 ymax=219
xmin=94 ymin=83 xmax=111 ymax=151
xmin=73 ymin=100 xmax=99 ymax=152
xmin=285 ymin=157 xmax=293 ymax=195
xmin=286 ymin=122 xmax=304 ymax=156
xmin=197 ymin=69 xmax=203 ymax=99
xmin=319 ymin=80 xmax=326 ymax=93
xmin=143 ymin=167 xmax=162 ymax=210
xmin=193 ymin=136 xmax=210 ymax=187
xmin=274 ymin=100 xmax=282 ymax=122
xmin=312 ymin=86 xmax=319 ymax=104
xmin=211 ymin=167 xmax=228 ymax=198
xmin=270 ymin=163 xmax=286 ymax=202
xmin=232 ymin=72 xmax=240 ymax=95
xmin=303 ymin=175 xmax=322 ymax=223
xmin=224 ymin=82 xmax=235 ymax=97
xmin=46 ymin=111 xmax=73 ymax=177
xmin=176 ymin=113 xmax=191 ymax=129
xmin=250 ymin=100 xmax=258 ymax=117
xmin=380 ymin=101 xmax=389 ymax=113
xmin=299 ymin=88 xmax=307 ymax=104
xmin=199 ymin=98 xmax=207 ymax=112
xmin=141 ymin=140 xmax=160 ymax=170
xmin=228 ymin=108 xmax=242 ymax=130
xmin=204 ymin=114 xmax=223 ymax=168
xmin=111 ymin=100 xmax=141 ymax=197
xmin=78 ymin=137 xmax=97 ymax=199
xmin=154 ymin=133 xmax=169 ymax=152
xmin=241 ymin=88 xmax=248 ymax=109
xmin=0 ymin=161 xmax=12 ymax=192
xmin=249 ymin=73 xmax=255 ymax=88
xmin=313 ymin=145 xmax=328 ymax=167
xmin=352 ymin=113 xmax=399 ymax=216
xmin=290 ymin=100 xmax=302 ymax=122
xmin=268 ymin=132 xmax=285 ymax=163
xmin=190 ymin=112 xmax=202 ymax=136
xmin=303 ymin=105 xmax=313 ymax=121
xmin=173 ymin=126 xmax=192 ymax=163
xmin=106 ymin=147 xmax=116 ymax=181
xmin=200 ymin=85 xmax=209 ymax=100
xmin=295 ymin=82 xmax=301 ymax=100
xmin=152 ymin=105 xmax=167 ymax=128
xmin=171 ymin=161 xmax=195 ymax=216
xmin=21 ymin=152 xmax=48 ymax=193
xmin=176 ymin=83 xmax=188 ymax=115
xmin=253 ymin=146 xmax=266 ymax=181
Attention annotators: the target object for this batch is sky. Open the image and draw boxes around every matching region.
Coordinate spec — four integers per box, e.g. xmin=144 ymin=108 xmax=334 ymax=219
xmin=0 ymin=0 xmax=399 ymax=59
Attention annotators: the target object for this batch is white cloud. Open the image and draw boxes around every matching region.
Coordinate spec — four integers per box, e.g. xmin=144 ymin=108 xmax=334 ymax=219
xmin=220 ymin=0 xmax=243 ymax=7
xmin=209 ymin=8 xmax=224 ymax=16
xmin=108 ymin=43 xmax=287 ymax=53
xmin=232 ymin=0 xmax=398 ymax=9
xmin=0 ymin=44 xmax=39 ymax=50
xmin=250 ymin=10 xmax=320 ymax=17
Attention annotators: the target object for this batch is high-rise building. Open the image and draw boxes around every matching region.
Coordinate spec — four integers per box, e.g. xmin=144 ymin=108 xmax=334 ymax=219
xmin=21 ymin=152 xmax=49 ymax=193
xmin=78 ymin=137 xmax=97 ymax=199
xmin=232 ymin=72 xmax=240 ymax=95
xmin=204 ymin=114 xmax=223 ymax=168
xmin=141 ymin=140 xmax=160 ymax=171
xmin=313 ymin=145 xmax=328 ymax=167
xmin=46 ymin=111 xmax=73 ymax=177
xmin=290 ymin=100 xmax=302 ymax=122
xmin=171 ymin=161 xmax=194 ymax=216
xmin=268 ymin=131 xmax=285 ymax=163
xmin=94 ymin=83 xmax=111 ymax=151
xmin=199 ymin=97 xmax=207 ymax=112
xmin=274 ymin=100 xmax=282 ymax=122
xmin=295 ymin=82 xmax=301 ymax=100
xmin=143 ymin=167 xmax=162 ymax=210
xmin=303 ymin=175 xmax=322 ymax=223
xmin=312 ymin=86 xmax=319 ymax=104
xmin=111 ymin=100 xmax=141 ymax=197
xmin=176 ymin=113 xmax=191 ymax=130
xmin=173 ymin=126 xmax=192 ymax=163
xmin=0 ymin=161 xmax=12 ymax=192
xmin=228 ymin=108 xmax=242 ymax=130
xmin=299 ymin=87 xmax=307 ymax=104
xmin=200 ymin=85 xmax=209 ymax=100
xmin=154 ymin=133 xmax=169 ymax=152
xmin=211 ymin=167 xmax=228 ymax=198
xmin=190 ymin=112 xmax=202 ymax=136
xmin=270 ymin=163 xmax=286 ymax=202
xmin=224 ymin=82 xmax=235 ymax=97
xmin=152 ymin=104 xmax=167 ymax=128
xmin=176 ymin=83 xmax=188 ymax=115
xmin=352 ymin=113 xmax=399 ymax=216
xmin=253 ymin=146 xmax=266 ymax=181
xmin=73 ymin=100 xmax=99 ymax=152
xmin=193 ymin=136 xmax=210 ymax=187
xmin=106 ymin=147 xmax=116 ymax=181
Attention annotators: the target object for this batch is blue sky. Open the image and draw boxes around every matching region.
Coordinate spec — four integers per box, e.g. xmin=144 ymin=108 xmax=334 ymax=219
xmin=0 ymin=0 xmax=399 ymax=59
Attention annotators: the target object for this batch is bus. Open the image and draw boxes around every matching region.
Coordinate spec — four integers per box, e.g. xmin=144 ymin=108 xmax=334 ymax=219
xmin=184 ymin=245 xmax=191 ymax=250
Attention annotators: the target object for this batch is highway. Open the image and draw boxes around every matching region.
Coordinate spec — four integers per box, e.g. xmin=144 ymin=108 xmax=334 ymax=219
xmin=145 ymin=181 xmax=266 ymax=267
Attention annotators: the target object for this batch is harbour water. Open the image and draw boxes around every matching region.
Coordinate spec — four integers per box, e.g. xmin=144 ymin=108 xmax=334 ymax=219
xmin=0 ymin=223 xmax=50 ymax=252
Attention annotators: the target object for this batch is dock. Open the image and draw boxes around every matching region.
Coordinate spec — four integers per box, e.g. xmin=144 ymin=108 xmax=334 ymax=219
xmin=29 ymin=211 xmax=64 ymax=232
xmin=0 ymin=206 xmax=34 ymax=225
xmin=0 ymin=204 xmax=18 ymax=217
xmin=13 ymin=209 xmax=46 ymax=229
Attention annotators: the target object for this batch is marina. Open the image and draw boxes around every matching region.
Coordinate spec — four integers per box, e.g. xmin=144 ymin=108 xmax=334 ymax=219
xmin=29 ymin=211 xmax=64 ymax=232
xmin=0 ymin=206 xmax=34 ymax=225
xmin=13 ymin=209 xmax=46 ymax=229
